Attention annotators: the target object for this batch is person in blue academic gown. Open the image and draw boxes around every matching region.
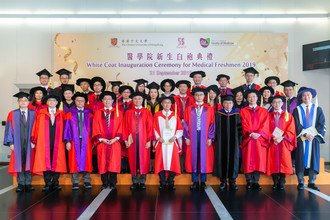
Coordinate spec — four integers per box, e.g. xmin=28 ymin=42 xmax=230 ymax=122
xmin=4 ymin=92 xmax=36 ymax=193
xmin=293 ymin=87 xmax=326 ymax=191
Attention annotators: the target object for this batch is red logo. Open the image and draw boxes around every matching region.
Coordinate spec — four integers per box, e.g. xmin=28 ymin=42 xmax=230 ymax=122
xmin=111 ymin=38 xmax=118 ymax=46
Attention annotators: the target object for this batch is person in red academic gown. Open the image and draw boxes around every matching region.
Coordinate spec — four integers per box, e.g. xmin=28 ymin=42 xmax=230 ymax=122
xmin=216 ymin=74 xmax=233 ymax=97
xmin=88 ymin=76 xmax=106 ymax=113
xmin=154 ymin=96 xmax=183 ymax=191
xmin=173 ymin=80 xmax=194 ymax=172
xmin=184 ymin=87 xmax=215 ymax=191
xmin=240 ymin=89 xmax=270 ymax=191
xmin=31 ymin=94 xmax=67 ymax=192
xmin=76 ymin=78 xmax=93 ymax=95
xmin=92 ymin=91 xmax=123 ymax=190
xmin=265 ymin=76 xmax=285 ymax=96
xmin=4 ymin=92 xmax=36 ymax=193
xmin=240 ymin=67 xmax=261 ymax=92
xmin=64 ymin=92 xmax=93 ymax=191
xmin=267 ymin=96 xmax=296 ymax=191
xmin=117 ymin=85 xmax=134 ymax=174
xmin=188 ymin=71 xmax=207 ymax=100
xmin=28 ymin=86 xmax=47 ymax=113
xmin=123 ymin=92 xmax=153 ymax=191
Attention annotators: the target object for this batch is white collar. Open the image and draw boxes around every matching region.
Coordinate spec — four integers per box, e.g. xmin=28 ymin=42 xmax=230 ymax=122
xmin=196 ymin=101 xmax=204 ymax=106
xmin=162 ymin=110 xmax=172 ymax=115
xmin=135 ymin=106 xmax=142 ymax=110
xmin=104 ymin=107 xmax=112 ymax=111
xmin=77 ymin=107 xmax=84 ymax=111
xmin=301 ymin=103 xmax=312 ymax=108
xmin=179 ymin=94 xmax=187 ymax=98
xmin=249 ymin=104 xmax=257 ymax=108
xmin=48 ymin=107 xmax=56 ymax=113
xmin=20 ymin=108 xmax=28 ymax=114
xmin=274 ymin=109 xmax=283 ymax=114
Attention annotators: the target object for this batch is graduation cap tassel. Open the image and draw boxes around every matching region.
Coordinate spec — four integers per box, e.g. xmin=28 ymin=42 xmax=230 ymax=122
xmin=175 ymin=102 xmax=177 ymax=118
xmin=260 ymin=96 xmax=264 ymax=107
xmin=144 ymin=99 xmax=147 ymax=108
xmin=207 ymin=92 xmax=210 ymax=104
xmin=285 ymin=98 xmax=289 ymax=122
xmin=116 ymin=100 xmax=119 ymax=117
xmin=294 ymin=85 xmax=298 ymax=97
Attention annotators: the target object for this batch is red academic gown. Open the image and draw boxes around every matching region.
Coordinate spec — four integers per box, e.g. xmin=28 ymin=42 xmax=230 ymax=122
xmin=184 ymin=103 xmax=215 ymax=173
xmin=64 ymin=109 xmax=93 ymax=173
xmin=267 ymin=111 xmax=296 ymax=176
xmin=87 ymin=93 xmax=104 ymax=113
xmin=123 ymin=108 xmax=153 ymax=176
xmin=153 ymin=111 xmax=182 ymax=175
xmin=240 ymin=105 xmax=270 ymax=174
xmin=92 ymin=108 xmax=123 ymax=174
xmin=31 ymin=108 xmax=67 ymax=175
xmin=28 ymin=101 xmax=46 ymax=114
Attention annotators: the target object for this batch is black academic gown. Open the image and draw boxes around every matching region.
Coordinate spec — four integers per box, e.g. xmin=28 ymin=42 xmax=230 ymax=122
xmin=213 ymin=109 xmax=242 ymax=180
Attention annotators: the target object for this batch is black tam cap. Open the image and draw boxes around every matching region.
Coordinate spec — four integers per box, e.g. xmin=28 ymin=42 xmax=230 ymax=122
xmin=243 ymin=67 xmax=259 ymax=75
xmin=160 ymin=79 xmax=175 ymax=92
xmin=231 ymin=86 xmax=244 ymax=96
xmin=244 ymin=89 xmax=260 ymax=99
xmin=56 ymin=68 xmax=72 ymax=76
xmin=216 ymin=74 xmax=230 ymax=81
xmin=76 ymin=78 xmax=91 ymax=86
xmin=13 ymin=92 xmax=29 ymax=99
xmin=221 ymin=95 xmax=235 ymax=104
xmin=72 ymin=92 xmax=88 ymax=103
xmin=264 ymin=76 xmax=280 ymax=85
xmin=189 ymin=71 xmax=206 ymax=78
xmin=119 ymin=85 xmax=134 ymax=94
xmin=30 ymin=86 xmax=47 ymax=97
xmin=100 ymin=91 xmax=116 ymax=101
xmin=110 ymin=81 xmax=123 ymax=87
xmin=147 ymin=81 xmax=160 ymax=90
xmin=134 ymin=79 xmax=148 ymax=86
xmin=280 ymin=80 xmax=298 ymax=88
xmin=158 ymin=96 xmax=174 ymax=104
xmin=191 ymin=87 xmax=206 ymax=95
xmin=42 ymin=94 xmax=61 ymax=104
xmin=259 ymin=86 xmax=275 ymax=96
xmin=130 ymin=92 xmax=147 ymax=99
xmin=175 ymin=80 xmax=191 ymax=88
xmin=206 ymin=85 xmax=220 ymax=95
xmin=90 ymin=76 xmax=106 ymax=92
xmin=36 ymin=69 xmax=53 ymax=77
xmin=268 ymin=95 xmax=286 ymax=103
xmin=62 ymin=84 xmax=75 ymax=93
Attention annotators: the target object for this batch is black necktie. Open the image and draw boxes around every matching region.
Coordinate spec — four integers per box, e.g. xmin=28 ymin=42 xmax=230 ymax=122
xmin=78 ymin=110 xmax=83 ymax=138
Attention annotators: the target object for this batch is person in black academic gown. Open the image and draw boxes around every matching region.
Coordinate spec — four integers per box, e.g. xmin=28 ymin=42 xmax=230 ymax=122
xmin=36 ymin=69 xmax=53 ymax=94
xmin=213 ymin=95 xmax=242 ymax=191
xmin=53 ymin=68 xmax=72 ymax=99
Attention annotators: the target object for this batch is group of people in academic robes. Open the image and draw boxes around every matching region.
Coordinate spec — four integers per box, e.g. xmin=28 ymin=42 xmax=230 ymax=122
xmin=4 ymin=67 xmax=326 ymax=194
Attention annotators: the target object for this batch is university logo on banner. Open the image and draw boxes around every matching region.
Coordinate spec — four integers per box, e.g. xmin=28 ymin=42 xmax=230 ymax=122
xmin=111 ymin=38 xmax=118 ymax=46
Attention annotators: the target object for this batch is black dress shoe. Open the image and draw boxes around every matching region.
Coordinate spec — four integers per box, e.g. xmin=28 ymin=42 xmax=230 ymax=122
xmin=168 ymin=184 xmax=176 ymax=191
xmin=219 ymin=182 xmax=227 ymax=191
xmin=200 ymin=182 xmax=207 ymax=189
xmin=140 ymin=183 xmax=146 ymax=190
xmin=130 ymin=183 xmax=139 ymax=190
xmin=52 ymin=184 xmax=62 ymax=191
xmin=109 ymin=184 xmax=117 ymax=191
xmin=101 ymin=184 xmax=108 ymax=190
xmin=16 ymin=184 xmax=24 ymax=193
xmin=25 ymin=185 xmax=35 ymax=192
xmin=272 ymin=184 xmax=277 ymax=191
xmin=277 ymin=183 xmax=285 ymax=191
xmin=159 ymin=184 xmax=167 ymax=191
xmin=84 ymin=182 xmax=92 ymax=190
xmin=308 ymin=183 xmax=320 ymax=191
xmin=297 ymin=183 xmax=304 ymax=190
xmin=72 ymin=183 xmax=79 ymax=191
xmin=229 ymin=183 xmax=238 ymax=191
xmin=253 ymin=183 xmax=262 ymax=191
xmin=246 ymin=182 xmax=253 ymax=191
xmin=190 ymin=182 xmax=199 ymax=191
xmin=42 ymin=185 xmax=50 ymax=192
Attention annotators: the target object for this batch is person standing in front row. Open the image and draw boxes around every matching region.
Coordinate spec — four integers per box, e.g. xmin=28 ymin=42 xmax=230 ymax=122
xmin=184 ymin=87 xmax=215 ymax=191
xmin=4 ymin=92 xmax=36 ymax=193
xmin=240 ymin=89 xmax=270 ymax=191
xmin=293 ymin=87 xmax=326 ymax=191
xmin=64 ymin=92 xmax=93 ymax=191
xmin=123 ymin=92 xmax=153 ymax=191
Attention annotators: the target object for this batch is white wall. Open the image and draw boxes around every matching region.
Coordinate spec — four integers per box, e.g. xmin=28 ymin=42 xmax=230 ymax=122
xmin=0 ymin=0 xmax=330 ymax=161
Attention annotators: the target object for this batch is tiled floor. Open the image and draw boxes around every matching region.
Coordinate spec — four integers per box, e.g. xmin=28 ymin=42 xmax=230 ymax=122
xmin=0 ymin=184 xmax=329 ymax=220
